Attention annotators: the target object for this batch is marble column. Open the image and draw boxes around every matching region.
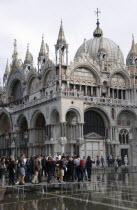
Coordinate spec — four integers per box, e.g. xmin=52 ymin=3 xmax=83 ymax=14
xmin=91 ymin=87 xmax=93 ymax=96
xmin=112 ymin=89 xmax=114 ymax=99
xmin=108 ymin=87 xmax=110 ymax=98
xmin=85 ymin=86 xmax=87 ymax=95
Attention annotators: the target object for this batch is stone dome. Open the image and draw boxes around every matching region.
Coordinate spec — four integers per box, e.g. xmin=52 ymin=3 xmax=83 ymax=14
xmin=75 ymin=37 xmax=124 ymax=66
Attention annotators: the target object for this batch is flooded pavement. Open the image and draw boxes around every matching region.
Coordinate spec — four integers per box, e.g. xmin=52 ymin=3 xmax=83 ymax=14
xmin=0 ymin=171 xmax=137 ymax=210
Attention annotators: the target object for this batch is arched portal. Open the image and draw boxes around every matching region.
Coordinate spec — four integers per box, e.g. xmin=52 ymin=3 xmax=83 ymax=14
xmin=18 ymin=115 xmax=28 ymax=156
xmin=31 ymin=112 xmax=46 ymax=155
xmin=0 ymin=113 xmax=10 ymax=135
xmin=84 ymin=110 xmax=105 ymax=137
xmin=84 ymin=109 xmax=108 ymax=160
xmin=35 ymin=113 xmax=45 ymax=128
xmin=0 ymin=113 xmax=11 ymax=156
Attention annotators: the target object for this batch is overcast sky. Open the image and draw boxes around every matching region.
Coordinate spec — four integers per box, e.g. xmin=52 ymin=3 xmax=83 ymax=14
xmin=0 ymin=0 xmax=137 ymax=79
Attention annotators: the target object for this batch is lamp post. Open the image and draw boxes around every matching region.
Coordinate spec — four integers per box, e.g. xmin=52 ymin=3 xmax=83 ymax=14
xmin=11 ymin=125 xmax=19 ymax=159
xmin=5 ymin=132 xmax=11 ymax=156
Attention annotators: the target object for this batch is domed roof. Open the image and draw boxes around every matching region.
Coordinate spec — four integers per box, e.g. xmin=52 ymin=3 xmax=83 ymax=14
xmin=75 ymin=37 xmax=124 ymax=66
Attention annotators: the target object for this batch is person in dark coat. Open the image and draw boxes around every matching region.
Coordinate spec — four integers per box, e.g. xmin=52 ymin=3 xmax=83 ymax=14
xmin=46 ymin=157 xmax=53 ymax=183
xmin=67 ymin=157 xmax=75 ymax=182
xmin=85 ymin=156 xmax=95 ymax=181
xmin=7 ymin=156 xmax=15 ymax=185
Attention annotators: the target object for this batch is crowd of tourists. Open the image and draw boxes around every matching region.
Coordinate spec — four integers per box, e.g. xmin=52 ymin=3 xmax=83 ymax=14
xmin=0 ymin=153 xmax=126 ymax=186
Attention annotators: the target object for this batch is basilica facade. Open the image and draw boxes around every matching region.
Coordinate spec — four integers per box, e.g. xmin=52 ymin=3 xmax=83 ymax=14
xmin=0 ymin=17 xmax=137 ymax=165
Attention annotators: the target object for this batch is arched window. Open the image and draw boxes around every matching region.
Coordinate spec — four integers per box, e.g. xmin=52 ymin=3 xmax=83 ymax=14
xmin=84 ymin=110 xmax=105 ymax=137
xmin=119 ymin=129 xmax=129 ymax=144
xmin=11 ymin=80 xmax=22 ymax=100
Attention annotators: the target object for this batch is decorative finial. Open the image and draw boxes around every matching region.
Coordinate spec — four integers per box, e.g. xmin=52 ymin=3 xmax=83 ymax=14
xmin=27 ymin=43 xmax=29 ymax=50
xmin=39 ymin=34 xmax=46 ymax=57
xmin=131 ymin=34 xmax=137 ymax=55
xmin=57 ymin=19 xmax=67 ymax=45
xmin=42 ymin=34 xmax=44 ymax=41
xmin=94 ymin=8 xmax=101 ymax=21
xmin=93 ymin=8 xmax=103 ymax=38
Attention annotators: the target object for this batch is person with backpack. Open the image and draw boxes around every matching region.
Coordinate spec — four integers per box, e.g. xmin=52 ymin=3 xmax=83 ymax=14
xmin=79 ymin=158 xmax=85 ymax=182
xmin=86 ymin=156 xmax=95 ymax=181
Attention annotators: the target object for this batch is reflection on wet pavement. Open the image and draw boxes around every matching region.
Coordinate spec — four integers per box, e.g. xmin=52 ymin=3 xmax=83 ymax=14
xmin=0 ymin=172 xmax=137 ymax=210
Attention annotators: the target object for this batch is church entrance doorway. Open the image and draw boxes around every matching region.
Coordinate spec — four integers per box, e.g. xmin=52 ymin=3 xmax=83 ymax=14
xmin=84 ymin=110 xmax=107 ymax=160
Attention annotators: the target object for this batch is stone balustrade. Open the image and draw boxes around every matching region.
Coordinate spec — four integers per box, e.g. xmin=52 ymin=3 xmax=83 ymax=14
xmin=10 ymin=90 xmax=137 ymax=113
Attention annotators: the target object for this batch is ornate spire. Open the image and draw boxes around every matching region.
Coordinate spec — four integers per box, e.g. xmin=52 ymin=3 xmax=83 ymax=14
xmin=4 ymin=59 xmax=9 ymax=75
xmin=25 ymin=44 xmax=30 ymax=63
xmin=131 ymin=34 xmax=137 ymax=55
xmin=57 ymin=20 xmax=67 ymax=45
xmin=93 ymin=8 xmax=103 ymax=38
xmin=12 ymin=39 xmax=18 ymax=61
xmin=39 ymin=34 xmax=46 ymax=57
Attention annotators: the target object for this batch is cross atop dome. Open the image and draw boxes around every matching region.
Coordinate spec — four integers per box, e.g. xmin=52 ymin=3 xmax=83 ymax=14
xmin=94 ymin=8 xmax=101 ymax=21
xmin=93 ymin=8 xmax=103 ymax=38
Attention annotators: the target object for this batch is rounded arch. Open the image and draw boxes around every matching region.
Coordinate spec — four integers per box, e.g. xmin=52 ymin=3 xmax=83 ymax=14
xmin=26 ymin=73 xmax=39 ymax=95
xmin=84 ymin=107 xmax=110 ymax=137
xmin=117 ymin=109 xmax=137 ymax=126
xmin=84 ymin=106 xmax=111 ymax=126
xmin=110 ymin=70 xmax=130 ymax=88
xmin=71 ymin=63 xmax=101 ymax=85
xmin=42 ymin=68 xmax=55 ymax=88
xmin=35 ymin=113 xmax=46 ymax=128
xmin=10 ymin=78 xmax=23 ymax=100
xmin=17 ymin=114 xmax=28 ymax=132
xmin=30 ymin=109 xmax=46 ymax=128
xmin=65 ymin=108 xmax=81 ymax=123
xmin=0 ymin=108 xmax=12 ymax=129
xmin=0 ymin=112 xmax=11 ymax=135
xmin=50 ymin=109 xmax=60 ymax=124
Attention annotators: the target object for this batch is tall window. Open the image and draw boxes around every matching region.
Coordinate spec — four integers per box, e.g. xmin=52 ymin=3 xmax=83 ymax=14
xmin=119 ymin=129 xmax=129 ymax=144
